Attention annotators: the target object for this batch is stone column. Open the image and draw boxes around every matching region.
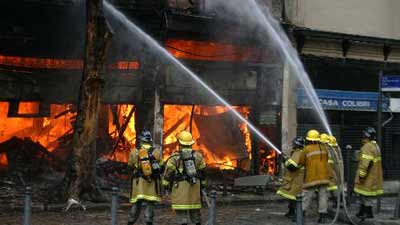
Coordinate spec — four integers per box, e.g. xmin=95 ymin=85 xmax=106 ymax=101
xmin=281 ymin=62 xmax=297 ymax=155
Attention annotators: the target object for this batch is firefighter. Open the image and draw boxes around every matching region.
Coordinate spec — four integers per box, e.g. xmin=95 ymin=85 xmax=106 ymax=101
xmin=302 ymin=130 xmax=330 ymax=224
xmin=354 ymin=127 xmax=384 ymax=219
xmin=162 ymin=131 xmax=206 ymax=225
xmin=276 ymin=136 xmax=306 ymax=221
xmin=327 ymin=135 xmax=339 ymax=193
xmin=127 ymin=130 xmax=163 ymax=225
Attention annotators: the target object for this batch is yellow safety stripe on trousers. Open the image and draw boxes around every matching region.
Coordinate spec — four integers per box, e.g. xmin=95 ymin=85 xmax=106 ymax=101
xmin=354 ymin=187 xmax=384 ymax=196
xmin=130 ymin=194 xmax=161 ymax=203
xmin=328 ymin=159 xmax=334 ymax=164
xmin=276 ymin=190 xmax=297 ymax=200
xmin=172 ymin=204 xmax=202 ymax=210
xmin=327 ymin=185 xmax=338 ymax=191
xmin=285 ymin=159 xmax=299 ymax=168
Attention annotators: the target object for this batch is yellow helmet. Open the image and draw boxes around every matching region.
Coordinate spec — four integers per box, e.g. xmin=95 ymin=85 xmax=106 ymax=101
xmin=329 ymin=136 xmax=338 ymax=147
xmin=306 ymin=129 xmax=320 ymax=141
xmin=177 ymin=131 xmax=195 ymax=146
xmin=320 ymin=133 xmax=330 ymax=144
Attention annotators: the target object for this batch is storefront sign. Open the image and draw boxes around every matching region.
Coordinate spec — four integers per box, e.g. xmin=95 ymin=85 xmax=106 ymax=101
xmin=382 ymin=75 xmax=400 ymax=92
xmin=297 ymin=89 xmax=389 ymax=112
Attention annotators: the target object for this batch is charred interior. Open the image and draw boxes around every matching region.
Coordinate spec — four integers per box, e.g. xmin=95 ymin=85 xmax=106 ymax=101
xmin=0 ymin=0 xmax=282 ymax=200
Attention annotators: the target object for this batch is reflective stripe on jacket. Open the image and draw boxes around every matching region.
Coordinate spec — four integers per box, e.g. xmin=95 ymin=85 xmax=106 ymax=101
xmin=277 ymin=147 xmax=305 ymax=200
xmin=303 ymin=143 xmax=329 ymax=188
xmin=354 ymin=141 xmax=384 ymax=196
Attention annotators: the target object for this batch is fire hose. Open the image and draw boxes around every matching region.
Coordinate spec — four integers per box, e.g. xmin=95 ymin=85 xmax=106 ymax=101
xmin=277 ymin=146 xmax=360 ymax=225
xmin=326 ymin=145 xmax=359 ymax=225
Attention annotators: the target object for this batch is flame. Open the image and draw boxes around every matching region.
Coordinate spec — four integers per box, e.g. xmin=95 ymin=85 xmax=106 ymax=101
xmin=261 ymin=149 xmax=277 ymax=175
xmin=216 ymin=157 xmax=235 ymax=170
xmin=166 ymin=39 xmax=269 ymax=63
xmin=0 ymin=102 xmax=75 ymax=152
xmin=0 ymin=102 xmax=138 ymax=167
xmin=0 ymin=152 xmax=8 ymax=168
xmin=0 ymin=54 xmax=139 ymax=70
xmin=112 ymin=61 xmax=140 ymax=70
xmin=18 ymin=102 xmax=40 ymax=114
xmin=106 ymin=104 xmax=136 ymax=163
xmin=163 ymin=105 xmax=251 ymax=170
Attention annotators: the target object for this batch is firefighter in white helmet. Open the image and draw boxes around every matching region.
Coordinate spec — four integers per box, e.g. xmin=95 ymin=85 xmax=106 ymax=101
xmin=163 ymin=131 xmax=206 ymax=225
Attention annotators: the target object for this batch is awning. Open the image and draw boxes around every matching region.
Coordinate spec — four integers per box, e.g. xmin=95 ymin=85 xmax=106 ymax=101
xmin=297 ymin=89 xmax=390 ymax=112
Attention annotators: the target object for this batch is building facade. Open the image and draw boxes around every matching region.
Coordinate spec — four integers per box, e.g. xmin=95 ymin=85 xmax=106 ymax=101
xmin=283 ymin=0 xmax=400 ymax=178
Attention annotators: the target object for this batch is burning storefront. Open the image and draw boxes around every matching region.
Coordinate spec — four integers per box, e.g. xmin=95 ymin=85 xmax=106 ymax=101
xmin=0 ymin=0 xmax=283 ymax=192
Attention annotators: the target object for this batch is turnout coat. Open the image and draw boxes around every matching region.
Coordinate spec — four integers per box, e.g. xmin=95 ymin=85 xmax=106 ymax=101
xmin=128 ymin=145 xmax=163 ymax=203
xmin=277 ymin=147 xmax=305 ymax=200
xmin=303 ymin=143 xmax=329 ymax=189
xmin=163 ymin=148 xmax=206 ymax=210
xmin=354 ymin=141 xmax=384 ymax=197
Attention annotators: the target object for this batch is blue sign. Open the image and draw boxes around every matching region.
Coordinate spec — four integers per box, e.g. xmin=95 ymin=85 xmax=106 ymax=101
xmin=297 ymin=89 xmax=389 ymax=112
xmin=382 ymin=75 xmax=400 ymax=92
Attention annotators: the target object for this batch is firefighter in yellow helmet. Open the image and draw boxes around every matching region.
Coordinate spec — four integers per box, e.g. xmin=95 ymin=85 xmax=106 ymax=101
xmin=302 ymin=130 xmax=330 ymax=224
xmin=354 ymin=127 xmax=384 ymax=219
xmin=127 ymin=129 xmax=163 ymax=225
xmin=277 ymin=136 xmax=306 ymax=221
xmin=163 ymin=131 xmax=206 ymax=225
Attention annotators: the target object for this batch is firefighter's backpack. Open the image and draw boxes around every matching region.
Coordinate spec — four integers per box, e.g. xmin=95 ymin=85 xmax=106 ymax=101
xmin=138 ymin=148 xmax=160 ymax=177
xmin=180 ymin=148 xmax=198 ymax=184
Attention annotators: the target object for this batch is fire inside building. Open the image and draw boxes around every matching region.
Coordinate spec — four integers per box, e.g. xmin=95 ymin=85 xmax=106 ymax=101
xmin=0 ymin=0 xmax=281 ymax=185
xmin=2 ymin=0 xmax=400 ymax=225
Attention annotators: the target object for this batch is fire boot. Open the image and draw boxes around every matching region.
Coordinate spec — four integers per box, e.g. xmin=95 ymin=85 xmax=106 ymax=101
xmin=284 ymin=207 xmax=296 ymax=220
xmin=365 ymin=206 xmax=374 ymax=219
xmin=285 ymin=201 xmax=296 ymax=220
xmin=127 ymin=222 xmax=134 ymax=225
xmin=356 ymin=204 xmax=366 ymax=219
xmin=318 ymin=213 xmax=330 ymax=224
xmin=146 ymin=223 xmax=153 ymax=225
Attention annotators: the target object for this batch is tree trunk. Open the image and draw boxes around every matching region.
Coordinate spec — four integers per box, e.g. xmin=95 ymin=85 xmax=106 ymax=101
xmin=63 ymin=0 xmax=112 ymax=201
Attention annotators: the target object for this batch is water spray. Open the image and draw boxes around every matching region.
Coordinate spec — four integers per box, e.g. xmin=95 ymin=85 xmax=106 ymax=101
xmin=249 ymin=0 xmax=332 ymax=135
xmin=103 ymin=1 xmax=283 ymax=155
xmin=208 ymin=0 xmax=333 ymax=135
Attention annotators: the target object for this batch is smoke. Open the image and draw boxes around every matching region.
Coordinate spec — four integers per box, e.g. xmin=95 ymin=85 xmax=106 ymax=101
xmin=207 ymin=0 xmax=333 ymax=135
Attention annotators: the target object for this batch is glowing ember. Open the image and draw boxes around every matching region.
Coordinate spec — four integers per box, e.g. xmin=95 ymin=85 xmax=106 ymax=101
xmin=18 ymin=102 xmax=40 ymax=114
xmin=0 ymin=152 xmax=8 ymax=168
xmin=0 ymin=54 xmax=139 ymax=70
xmin=166 ymin=39 xmax=268 ymax=63
xmin=163 ymin=105 xmax=251 ymax=170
